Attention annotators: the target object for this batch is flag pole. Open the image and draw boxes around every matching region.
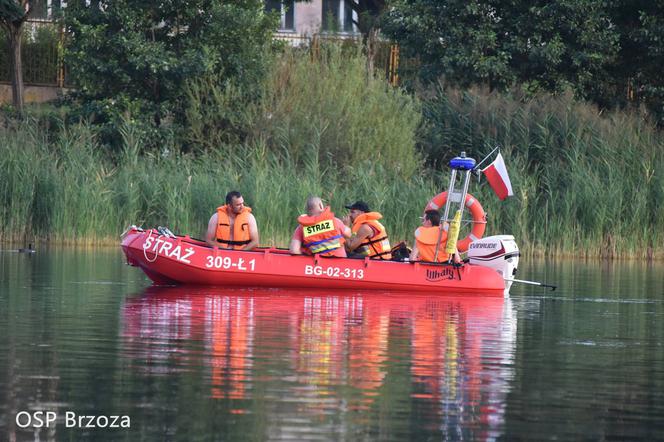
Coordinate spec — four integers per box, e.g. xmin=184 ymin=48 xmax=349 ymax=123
xmin=474 ymin=145 xmax=501 ymax=171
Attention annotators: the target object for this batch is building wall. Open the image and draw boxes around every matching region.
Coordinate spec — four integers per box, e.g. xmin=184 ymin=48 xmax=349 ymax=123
xmin=0 ymin=84 xmax=69 ymax=104
xmin=294 ymin=0 xmax=323 ymax=36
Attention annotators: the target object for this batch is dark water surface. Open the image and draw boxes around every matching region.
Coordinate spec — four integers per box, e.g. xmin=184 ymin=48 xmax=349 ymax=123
xmin=1 ymin=248 xmax=664 ymax=441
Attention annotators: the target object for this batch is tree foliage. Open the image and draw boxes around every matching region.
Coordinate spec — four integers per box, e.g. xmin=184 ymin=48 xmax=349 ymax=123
xmin=605 ymin=0 xmax=664 ymax=124
xmin=0 ymin=0 xmax=24 ymax=21
xmin=382 ymin=0 xmax=664 ymax=123
xmin=1 ymin=0 xmax=35 ymax=112
xmin=382 ymin=0 xmax=619 ymax=95
xmin=65 ymin=0 xmax=278 ymax=147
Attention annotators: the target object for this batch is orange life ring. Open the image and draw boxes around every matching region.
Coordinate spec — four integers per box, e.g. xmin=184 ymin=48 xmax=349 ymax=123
xmin=424 ymin=192 xmax=486 ymax=252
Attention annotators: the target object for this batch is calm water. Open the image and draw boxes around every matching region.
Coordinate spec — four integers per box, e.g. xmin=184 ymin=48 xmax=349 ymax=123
xmin=1 ymin=248 xmax=664 ymax=441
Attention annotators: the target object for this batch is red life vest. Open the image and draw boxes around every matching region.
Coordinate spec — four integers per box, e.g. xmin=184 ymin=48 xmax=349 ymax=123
xmin=351 ymin=212 xmax=392 ymax=259
xmin=215 ymin=205 xmax=252 ymax=250
xmin=297 ymin=207 xmax=344 ymax=256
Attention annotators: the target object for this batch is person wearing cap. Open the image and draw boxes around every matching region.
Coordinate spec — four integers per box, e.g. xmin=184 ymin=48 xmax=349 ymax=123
xmin=290 ymin=195 xmax=351 ymax=257
xmin=410 ymin=209 xmax=459 ymax=262
xmin=205 ymin=190 xmax=259 ymax=250
xmin=343 ymin=201 xmax=392 ymax=260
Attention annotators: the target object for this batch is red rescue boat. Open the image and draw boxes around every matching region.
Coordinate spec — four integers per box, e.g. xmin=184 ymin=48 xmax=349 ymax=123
xmin=122 ymin=152 xmax=525 ymax=296
xmin=121 ymin=226 xmax=519 ymax=297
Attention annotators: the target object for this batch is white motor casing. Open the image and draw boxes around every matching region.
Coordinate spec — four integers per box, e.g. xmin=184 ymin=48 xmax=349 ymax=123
xmin=467 ymin=235 xmax=520 ymax=296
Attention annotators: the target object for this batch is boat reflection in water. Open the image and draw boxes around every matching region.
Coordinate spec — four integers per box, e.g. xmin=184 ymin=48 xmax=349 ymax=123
xmin=121 ymin=287 xmax=517 ymax=440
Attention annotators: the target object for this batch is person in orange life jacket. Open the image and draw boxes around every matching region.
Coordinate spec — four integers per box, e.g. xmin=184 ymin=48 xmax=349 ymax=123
xmin=289 ymin=196 xmax=351 ymax=257
xmin=342 ymin=201 xmax=392 ymax=260
xmin=409 ymin=209 xmax=460 ymax=263
xmin=205 ymin=191 xmax=259 ymax=250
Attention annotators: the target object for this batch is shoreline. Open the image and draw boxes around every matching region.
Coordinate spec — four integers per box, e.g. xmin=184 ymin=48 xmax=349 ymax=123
xmin=2 ymin=238 xmax=661 ymax=261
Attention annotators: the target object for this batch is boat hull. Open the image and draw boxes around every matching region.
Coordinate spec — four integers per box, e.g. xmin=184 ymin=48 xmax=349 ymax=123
xmin=121 ymin=228 xmax=507 ymax=296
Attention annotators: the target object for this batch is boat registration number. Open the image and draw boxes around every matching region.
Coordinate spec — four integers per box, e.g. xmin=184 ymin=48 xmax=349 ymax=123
xmin=206 ymin=255 xmax=256 ymax=271
xmin=304 ymin=265 xmax=364 ymax=279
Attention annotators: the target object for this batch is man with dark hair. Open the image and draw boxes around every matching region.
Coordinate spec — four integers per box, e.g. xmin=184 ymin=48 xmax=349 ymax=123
xmin=409 ymin=209 xmax=458 ymax=262
xmin=225 ymin=190 xmax=242 ymax=205
xmin=206 ymin=191 xmax=259 ymax=250
xmin=342 ymin=200 xmax=391 ymax=259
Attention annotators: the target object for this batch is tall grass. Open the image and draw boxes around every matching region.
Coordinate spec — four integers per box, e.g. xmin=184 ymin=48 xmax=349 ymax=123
xmin=420 ymin=85 xmax=664 ymax=258
xmin=0 ymin=119 xmax=438 ymax=246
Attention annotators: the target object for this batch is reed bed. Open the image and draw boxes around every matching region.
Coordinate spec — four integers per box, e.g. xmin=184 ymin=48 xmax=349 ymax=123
xmin=2 ymin=110 xmax=662 ymax=259
xmin=0 ymin=118 xmax=438 ymax=247
xmin=421 ymin=86 xmax=664 ymax=259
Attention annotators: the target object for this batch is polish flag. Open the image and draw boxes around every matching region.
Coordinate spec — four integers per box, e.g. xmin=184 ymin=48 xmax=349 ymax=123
xmin=482 ymin=152 xmax=513 ymax=200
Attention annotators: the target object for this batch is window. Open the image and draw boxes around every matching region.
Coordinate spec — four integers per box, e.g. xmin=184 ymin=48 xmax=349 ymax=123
xmin=322 ymin=0 xmax=356 ymax=33
xmin=265 ymin=0 xmax=295 ymax=31
xmin=29 ymin=0 xmax=66 ymax=20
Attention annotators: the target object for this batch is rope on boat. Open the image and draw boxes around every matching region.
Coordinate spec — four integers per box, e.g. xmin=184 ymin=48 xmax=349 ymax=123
xmin=143 ymin=230 xmax=160 ymax=263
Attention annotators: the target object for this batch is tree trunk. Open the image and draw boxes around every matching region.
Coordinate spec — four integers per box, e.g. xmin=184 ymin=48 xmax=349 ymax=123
xmin=365 ymin=27 xmax=378 ymax=80
xmin=8 ymin=25 xmax=24 ymax=113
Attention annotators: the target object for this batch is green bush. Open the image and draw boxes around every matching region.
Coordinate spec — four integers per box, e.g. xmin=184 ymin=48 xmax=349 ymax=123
xmin=63 ymin=0 xmax=277 ymax=151
xmin=184 ymin=45 xmax=422 ymax=178
xmin=249 ymin=45 xmax=422 ymax=179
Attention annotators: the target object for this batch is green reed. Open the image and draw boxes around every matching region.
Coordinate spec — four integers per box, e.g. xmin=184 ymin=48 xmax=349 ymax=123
xmin=421 ymin=86 xmax=664 ymax=258
xmin=2 ymin=108 xmax=662 ymax=258
xmin=0 ymin=117 xmax=437 ymax=246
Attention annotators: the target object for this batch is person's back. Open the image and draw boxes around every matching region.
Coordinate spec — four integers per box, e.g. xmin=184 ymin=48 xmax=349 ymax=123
xmin=290 ymin=196 xmax=351 ymax=257
xmin=414 ymin=226 xmax=449 ymax=262
xmin=410 ymin=210 xmax=449 ymax=262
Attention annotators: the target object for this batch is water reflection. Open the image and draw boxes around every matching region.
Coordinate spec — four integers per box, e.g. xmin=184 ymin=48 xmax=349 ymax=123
xmin=5 ymin=250 xmax=664 ymax=440
xmin=121 ymin=288 xmax=517 ymax=440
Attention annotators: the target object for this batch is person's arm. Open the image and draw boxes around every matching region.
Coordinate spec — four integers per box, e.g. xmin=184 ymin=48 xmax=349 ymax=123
xmin=409 ymin=243 xmax=419 ymax=261
xmin=345 ymin=224 xmax=372 ymax=252
xmin=242 ymin=214 xmax=260 ymax=251
xmin=450 ymin=245 xmax=461 ymax=264
xmin=409 ymin=228 xmax=420 ymax=261
xmin=289 ymin=226 xmax=303 ymax=254
xmin=289 ymin=239 xmax=302 ymax=255
xmin=205 ymin=213 xmax=218 ymax=247
xmin=335 ymin=218 xmax=352 ymax=241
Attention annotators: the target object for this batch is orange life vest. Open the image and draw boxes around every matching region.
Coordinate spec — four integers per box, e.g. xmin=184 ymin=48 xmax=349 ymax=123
xmin=415 ymin=226 xmax=449 ymax=262
xmin=215 ymin=205 xmax=252 ymax=249
xmin=298 ymin=207 xmax=344 ymax=256
xmin=351 ymin=212 xmax=392 ymax=259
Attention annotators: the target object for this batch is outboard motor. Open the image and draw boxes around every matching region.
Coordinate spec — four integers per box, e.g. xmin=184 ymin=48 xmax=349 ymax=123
xmin=467 ymin=235 xmax=520 ymax=296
